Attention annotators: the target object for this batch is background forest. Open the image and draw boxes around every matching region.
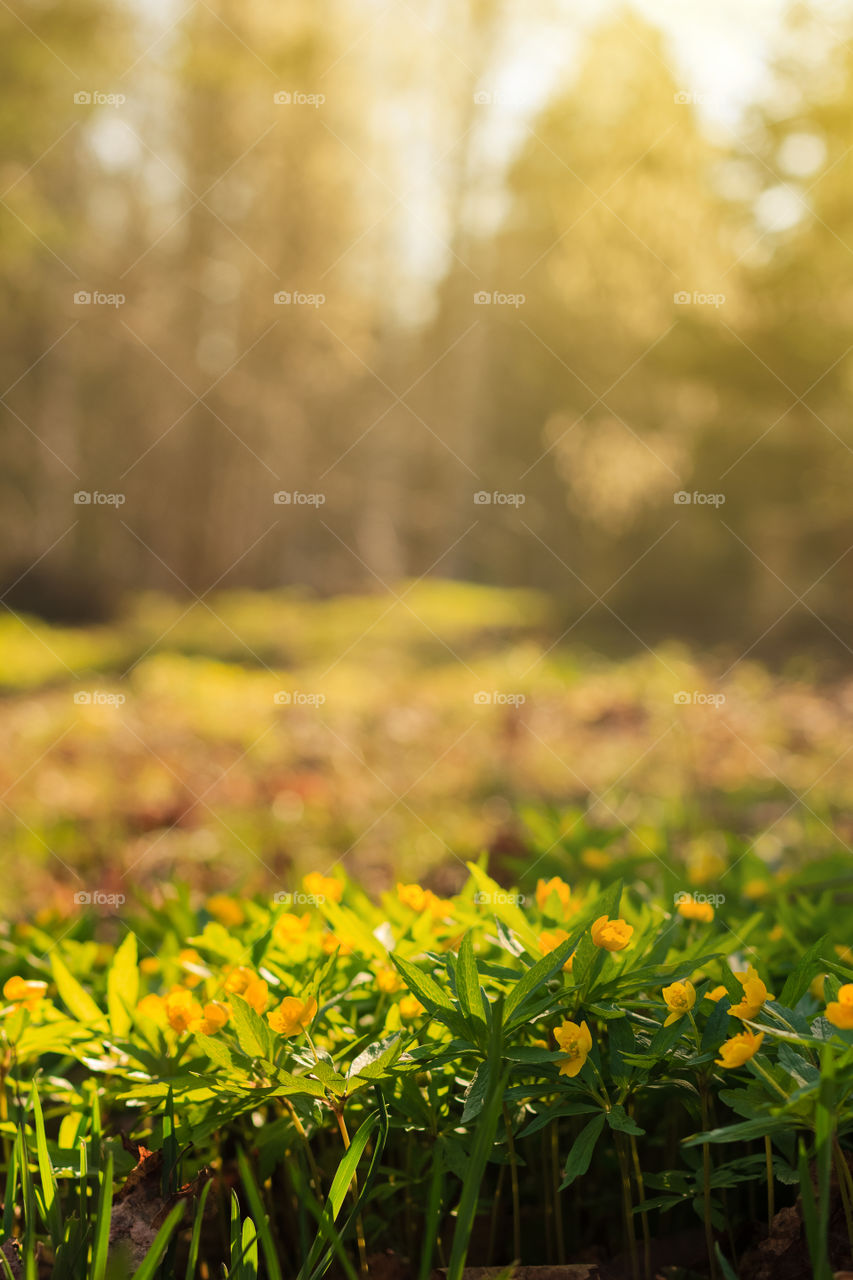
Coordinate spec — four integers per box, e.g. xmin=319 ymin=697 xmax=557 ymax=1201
xmin=4 ymin=0 xmax=853 ymax=659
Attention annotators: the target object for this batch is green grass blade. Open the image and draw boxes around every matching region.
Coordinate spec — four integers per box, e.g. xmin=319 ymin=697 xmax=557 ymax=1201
xmin=237 ymin=1150 xmax=283 ymax=1280
xmin=91 ymin=1151 xmax=114 ymax=1280
xmin=184 ymin=1179 xmax=212 ymax=1280
xmin=30 ymin=1082 xmax=63 ymax=1246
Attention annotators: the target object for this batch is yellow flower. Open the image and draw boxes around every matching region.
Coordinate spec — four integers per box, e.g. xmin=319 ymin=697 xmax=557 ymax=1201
xmin=224 ymin=966 xmax=255 ymax=995
xmin=743 ymin=879 xmax=769 ymax=900
xmin=662 ymin=980 xmax=696 ymax=1026
xmin=196 ymin=1001 xmax=229 ymax=1035
xmin=178 ymin=948 xmax=206 ymax=988
xmin=273 ymin=913 xmax=312 ymax=946
xmin=677 ymin=900 xmax=714 ymax=923
xmin=716 ymin=1029 xmax=764 ymax=1068
xmin=137 ymin=993 xmax=166 ymax=1024
xmin=834 ymin=944 xmax=853 ymax=965
xmin=268 ymin=995 xmax=318 ymax=1037
xmin=376 ymin=966 xmax=401 ymax=994
xmin=730 ymin=965 xmax=774 ymax=1020
xmin=706 ymin=985 xmax=727 ymax=1002
xmin=140 ymin=957 xmax=160 ymax=975
xmin=322 ymin=930 xmax=356 ymax=956
xmin=553 ymin=1019 xmax=592 ymax=1077
xmin=399 ymin=995 xmax=426 ymax=1020
xmin=591 ymin=915 xmax=633 ymax=951
xmin=244 ymin=979 xmax=268 ymax=1014
xmin=224 ymin=967 xmax=268 ymax=1014
xmin=165 ymin=989 xmax=203 ymax=1034
xmin=206 ymin=895 xmax=246 ymax=928
xmin=397 ymin=882 xmax=437 ymax=914
xmin=2 ymin=977 xmax=48 ymax=1011
xmin=826 ymin=984 xmax=853 ymax=1031
xmin=303 ymin=872 xmax=343 ymax=903
xmin=538 ymin=930 xmax=573 ymax=971
xmin=809 ymin=974 xmax=827 ymax=1001
xmin=536 ymin=877 xmax=572 ymax=916
xmin=768 ymin=925 xmax=784 ymax=942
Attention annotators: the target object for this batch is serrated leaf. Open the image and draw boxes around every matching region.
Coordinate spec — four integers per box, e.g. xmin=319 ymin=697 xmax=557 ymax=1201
xmin=391 ymin=954 xmax=455 ymax=1012
xmin=606 ymin=1104 xmax=644 ymax=1135
xmin=456 ymin=933 xmax=485 ymax=1024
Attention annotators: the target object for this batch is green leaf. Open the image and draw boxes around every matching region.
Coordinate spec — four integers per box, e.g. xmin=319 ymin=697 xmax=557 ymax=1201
xmin=194 ymin=1033 xmax=241 ymax=1073
xmin=30 ymin=1083 xmax=62 ymax=1246
xmin=560 ymin=1113 xmax=606 ymax=1189
xmin=184 ymin=1180 xmax=212 ymax=1280
xmin=465 ymin=863 xmax=539 ymax=949
xmin=237 ymin=1150 xmax=283 ymax=1280
xmin=108 ymin=932 xmax=139 ymax=1038
xmin=272 ymin=1069 xmax=327 ymax=1099
xmin=461 ymin=1061 xmax=490 ymax=1124
xmin=606 ymin=1104 xmax=644 ymax=1136
xmin=349 ymin=1035 xmax=402 ymax=1081
xmin=50 ymin=953 xmax=107 ymax=1029
xmin=90 ymin=1151 xmax=113 ymax=1280
xmin=456 ymin=933 xmax=485 ymax=1024
xmin=391 ymin=954 xmax=454 ymax=1012
xmin=230 ymin=996 xmax=273 ymax=1062
xmin=780 ymin=936 xmax=827 ymax=1009
xmin=310 ymin=1060 xmax=348 ymax=1097
xmin=447 ymin=1004 xmax=507 ymax=1280
xmin=504 ymin=934 xmax=575 ymax=1022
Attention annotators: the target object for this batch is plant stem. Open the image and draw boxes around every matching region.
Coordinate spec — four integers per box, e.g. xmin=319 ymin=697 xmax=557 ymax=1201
xmin=628 ymin=1116 xmax=651 ymax=1280
xmin=502 ymin=1103 xmax=522 ymax=1260
xmin=551 ymin=1120 xmax=565 ymax=1263
xmin=487 ymin=1162 xmax=506 ymax=1263
xmin=615 ymin=1134 xmax=640 ymax=1280
xmin=764 ymin=1135 xmax=775 ymax=1233
xmin=334 ymin=1105 xmax=368 ymax=1279
xmin=282 ymin=1097 xmax=322 ymax=1193
xmin=833 ymin=1138 xmax=853 ymax=1262
xmin=700 ymin=1085 xmax=719 ymax=1280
